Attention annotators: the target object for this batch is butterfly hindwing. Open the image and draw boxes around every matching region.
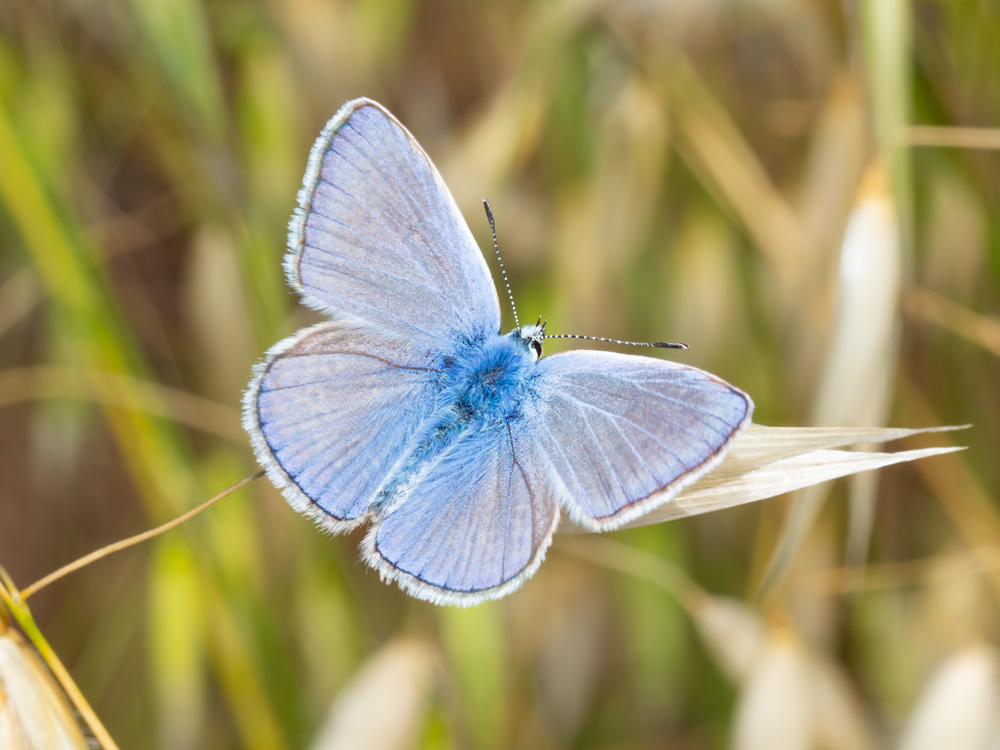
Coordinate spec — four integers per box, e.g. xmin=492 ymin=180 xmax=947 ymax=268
xmin=244 ymin=320 xmax=442 ymax=532
xmin=288 ymin=98 xmax=501 ymax=348
xmin=364 ymin=418 xmax=559 ymax=606
xmin=528 ymin=350 xmax=753 ymax=531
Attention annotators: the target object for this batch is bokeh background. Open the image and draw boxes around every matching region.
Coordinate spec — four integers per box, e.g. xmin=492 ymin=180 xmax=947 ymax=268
xmin=2 ymin=0 xmax=999 ymax=748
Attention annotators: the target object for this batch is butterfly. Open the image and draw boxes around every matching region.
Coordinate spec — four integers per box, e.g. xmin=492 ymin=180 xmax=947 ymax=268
xmin=243 ymin=98 xmax=753 ymax=606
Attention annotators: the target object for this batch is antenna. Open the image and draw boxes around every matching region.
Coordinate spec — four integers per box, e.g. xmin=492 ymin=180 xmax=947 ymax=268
xmin=545 ymin=334 xmax=688 ymax=350
xmin=483 ymin=199 xmax=520 ymax=331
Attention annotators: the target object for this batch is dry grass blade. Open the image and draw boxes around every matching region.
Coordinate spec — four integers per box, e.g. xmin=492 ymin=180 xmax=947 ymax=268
xmin=721 ymin=424 xmax=962 ymax=468
xmin=0 ymin=366 xmax=243 ymax=440
xmin=556 ymin=536 xmax=702 ymax=606
xmin=804 ymin=547 xmax=1000 ymax=595
xmin=629 ymin=445 xmax=960 ymax=528
xmin=689 ymin=596 xmax=768 ymax=685
xmin=563 ymin=425 xmax=966 ymax=530
xmin=897 ymin=126 xmax=1000 ymax=151
xmin=759 ymin=164 xmax=903 ymax=594
xmin=664 ymin=54 xmax=807 ymax=278
xmin=904 ymin=286 xmax=1000 ymax=359
xmin=796 ymin=75 xmax=869 ymax=259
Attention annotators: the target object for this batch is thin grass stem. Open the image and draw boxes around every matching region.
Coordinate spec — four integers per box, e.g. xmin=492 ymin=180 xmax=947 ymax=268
xmin=896 ymin=125 xmax=1000 ymax=150
xmin=21 ymin=471 xmax=264 ymax=600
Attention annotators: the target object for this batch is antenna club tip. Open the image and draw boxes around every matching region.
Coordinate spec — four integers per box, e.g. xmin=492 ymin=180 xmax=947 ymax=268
xmin=653 ymin=342 xmax=689 ymax=350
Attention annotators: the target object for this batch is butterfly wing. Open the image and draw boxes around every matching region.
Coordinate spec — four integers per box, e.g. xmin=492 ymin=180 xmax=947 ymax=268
xmin=288 ymin=98 xmax=501 ymax=348
xmin=527 ymin=350 xmax=753 ymax=531
xmin=243 ymin=320 xmax=443 ymax=532
xmin=363 ymin=419 xmax=559 ymax=606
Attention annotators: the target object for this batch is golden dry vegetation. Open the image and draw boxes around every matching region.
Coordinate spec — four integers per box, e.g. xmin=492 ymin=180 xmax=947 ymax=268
xmin=1 ymin=0 xmax=999 ymax=748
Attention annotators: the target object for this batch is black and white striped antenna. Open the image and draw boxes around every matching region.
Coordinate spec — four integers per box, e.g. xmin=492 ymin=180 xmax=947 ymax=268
xmin=545 ymin=334 xmax=688 ymax=350
xmin=483 ymin=199 xmax=520 ymax=331
xmin=483 ymin=200 xmax=686 ymax=351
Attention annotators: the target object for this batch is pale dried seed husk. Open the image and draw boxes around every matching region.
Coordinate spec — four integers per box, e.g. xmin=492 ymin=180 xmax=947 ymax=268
xmin=0 ymin=628 xmax=87 ymax=750
xmin=560 ymin=424 xmax=965 ymax=532
xmin=309 ymin=637 xmax=438 ymax=750
xmin=898 ymin=644 xmax=1000 ymax=750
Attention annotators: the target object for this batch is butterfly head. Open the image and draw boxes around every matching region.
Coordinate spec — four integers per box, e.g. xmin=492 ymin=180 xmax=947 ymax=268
xmin=513 ymin=317 xmax=547 ymax=361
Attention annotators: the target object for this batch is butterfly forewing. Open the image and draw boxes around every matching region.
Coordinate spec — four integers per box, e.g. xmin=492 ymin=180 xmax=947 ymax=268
xmin=289 ymin=99 xmax=501 ymax=348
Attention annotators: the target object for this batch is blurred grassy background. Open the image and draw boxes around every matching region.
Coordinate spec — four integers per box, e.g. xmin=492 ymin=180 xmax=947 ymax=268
xmin=1 ymin=0 xmax=999 ymax=747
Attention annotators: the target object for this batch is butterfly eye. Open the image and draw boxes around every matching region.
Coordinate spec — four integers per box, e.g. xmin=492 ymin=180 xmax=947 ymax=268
xmin=531 ymin=339 xmax=543 ymax=358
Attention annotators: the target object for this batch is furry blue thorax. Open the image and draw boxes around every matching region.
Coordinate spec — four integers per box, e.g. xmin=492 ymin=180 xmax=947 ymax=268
xmin=438 ymin=329 xmax=540 ymax=423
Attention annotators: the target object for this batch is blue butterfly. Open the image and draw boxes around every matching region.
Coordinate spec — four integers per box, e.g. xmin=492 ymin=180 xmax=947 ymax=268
xmin=243 ymin=98 xmax=753 ymax=606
